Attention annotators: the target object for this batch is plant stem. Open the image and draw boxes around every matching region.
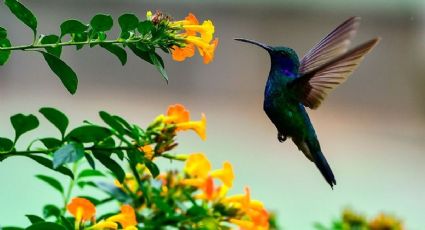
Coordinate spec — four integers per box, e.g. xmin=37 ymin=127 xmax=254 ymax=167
xmin=0 ymin=38 xmax=146 ymax=51
xmin=63 ymin=162 xmax=79 ymax=214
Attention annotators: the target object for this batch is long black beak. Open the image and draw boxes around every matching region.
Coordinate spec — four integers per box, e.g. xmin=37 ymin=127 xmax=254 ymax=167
xmin=234 ymin=38 xmax=271 ymax=51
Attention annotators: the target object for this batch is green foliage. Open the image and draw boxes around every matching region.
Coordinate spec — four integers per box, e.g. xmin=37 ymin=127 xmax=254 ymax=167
xmin=39 ymin=35 xmax=62 ymax=57
xmin=25 ymin=215 xmax=44 ymax=224
xmin=39 ymin=107 xmax=69 ymax=138
xmin=25 ymin=222 xmax=66 ymax=230
xmin=10 ymin=113 xmax=39 ymax=143
xmin=4 ymin=0 xmax=37 ymax=38
xmin=35 ymin=174 xmax=64 ymax=194
xmin=0 ymin=1 xmax=194 ymax=94
xmin=52 ymin=142 xmax=84 ymax=169
xmin=40 ymin=51 xmax=78 ymax=94
xmin=0 ymin=38 xmax=11 ymax=65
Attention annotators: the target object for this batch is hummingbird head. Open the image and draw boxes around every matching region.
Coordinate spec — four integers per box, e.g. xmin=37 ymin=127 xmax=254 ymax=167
xmin=234 ymin=38 xmax=299 ymax=76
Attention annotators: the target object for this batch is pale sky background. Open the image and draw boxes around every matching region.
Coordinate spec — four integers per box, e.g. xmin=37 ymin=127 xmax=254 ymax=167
xmin=0 ymin=0 xmax=425 ymax=229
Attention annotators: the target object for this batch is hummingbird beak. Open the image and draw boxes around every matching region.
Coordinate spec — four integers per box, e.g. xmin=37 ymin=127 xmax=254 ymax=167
xmin=234 ymin=38 xmax=272 ymax=52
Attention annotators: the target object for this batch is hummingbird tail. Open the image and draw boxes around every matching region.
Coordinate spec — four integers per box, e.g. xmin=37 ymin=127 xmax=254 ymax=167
xmin=294 ymin=138 xmax=337 ymax=188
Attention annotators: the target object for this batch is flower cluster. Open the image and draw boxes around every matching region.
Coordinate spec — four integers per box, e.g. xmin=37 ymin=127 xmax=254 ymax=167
xmin=161 ymin=12 xmax=219 ymax=64
xmin=316 ymin=209 xmax=405 ymax=230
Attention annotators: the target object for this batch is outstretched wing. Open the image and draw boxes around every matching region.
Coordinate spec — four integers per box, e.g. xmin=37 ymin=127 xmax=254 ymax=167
xmin=291 ymin=38 xmax=380 ymax=109
xmin=299 ymin=16 xmax=361 ymax=74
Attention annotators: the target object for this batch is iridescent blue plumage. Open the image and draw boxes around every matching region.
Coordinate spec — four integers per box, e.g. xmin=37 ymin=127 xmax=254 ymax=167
xmin=235 ymin=17 xmax=380 ymax=188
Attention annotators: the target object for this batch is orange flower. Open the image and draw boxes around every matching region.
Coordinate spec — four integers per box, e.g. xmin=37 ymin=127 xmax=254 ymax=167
xmin=165 ymin=104 xmax=190 ymax=123
xmin=210 ymin=161 xmax=235 ymax=188
xmin=176 ymin=113 xmax=207 ymax=140
xmin=107 ymin=205 xmax=138 ymax=228
xmin=67 ymin=197 xmax=96 ymax=226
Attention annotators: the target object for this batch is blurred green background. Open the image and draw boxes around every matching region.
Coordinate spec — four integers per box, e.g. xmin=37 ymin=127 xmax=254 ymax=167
xmin=1 ymin=0 xmax=424 ymax=229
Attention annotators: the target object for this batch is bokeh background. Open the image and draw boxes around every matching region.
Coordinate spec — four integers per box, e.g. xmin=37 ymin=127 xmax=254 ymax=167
xmin=1 ymin=0 xmax=424 ymax=229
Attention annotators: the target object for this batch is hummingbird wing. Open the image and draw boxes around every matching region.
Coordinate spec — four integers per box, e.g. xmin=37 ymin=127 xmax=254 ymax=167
xmin=290 ymin=38 xmax=380 ymax=109
xmin=299 ymin=16 xmax=360 ymax=74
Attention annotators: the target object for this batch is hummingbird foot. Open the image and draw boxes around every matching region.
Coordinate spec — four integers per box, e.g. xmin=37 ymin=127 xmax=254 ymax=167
xmin=278 ymin=132 xmax=287 ymax=142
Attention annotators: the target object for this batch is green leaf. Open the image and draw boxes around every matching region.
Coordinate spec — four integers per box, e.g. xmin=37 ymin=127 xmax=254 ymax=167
xmin=0 ymin=38 xmax=12 ymax=65
xmin=90 ymin=14 xmax=113 ymax=32
xmin=137 ymin=21 xmax=154 ymax=36
xmin=85 ymin=153 xmax=96 ymax=169
xmin=59 ymin=216 xmax=73 ymax=230
xmin=128 ymin=44 xmax=153 ymax=64
xmin=0 ymin=137 xmax=14 ymax=152
xmin=4 ymin=0 xmax=37 ymax=38
xmin=0 ymin=26 xmax=7 ymax=38
xmin=25 ymin=155 xmax=74 ymax=179
xmin=149 ymin=52 xmax=168 ymax=82
xmin=39 ymin=137 xmax=62 ymax=149
xmin=92 ymin=151 xmax=125 ymax=183
xmin=73 ymin=32 xmax=88 ymax=50
xmin=42 ymin=204 xmax=61 ymax=219
xmin=40 ymin=51 xmax=78 ymax=94
xmin=99 ymin=43 xmax=127 ymax=65
xmin=35 ymin=174 xmax=64 ymax=194
xmin=144 ymin=159 xmax=160 ymax=178
xmin=118 ymin=14 xmax=139 ymax=32
xmin=60 ymin=19 xmax=88 ymax=38
xmin=52 ymin=142 xmax=84 ymax=168
xmin=94 ymin=181 xmax=130 ymax=203
xmin=25 ymin=222 xmax=65 ymax=230
xmin=25 ymin=215 xmax=44 ymax=224
xmin=1 ymin=227 xmax=25 ymax=230
xmin=77 ymin=180 xmax=96 ymax=189
xmin=39 ymin=35 xmax=61 ymax=57
xmin=99 ymin=111 xmax=128 ymax=136
xmin=76 ymin=196 xmax=101 ymax=205
xmin=10 ymin=113 xmax=39 ymax=142
xmin=77 ymin=169 xmax=104 ymax=179
xmin=66 ymin=125 xmax=112 ymax=143
xmin=39 ymin=107 xmax=68 ymax=137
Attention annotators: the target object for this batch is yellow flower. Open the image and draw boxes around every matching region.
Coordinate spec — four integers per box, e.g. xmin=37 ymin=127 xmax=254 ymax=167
xmin=114 ymin=173 xmax=139 ymax=194
xmin=176 ymin=113 xmax=207 ymax=140
xmin=67 ymin=197 xmax=96 ymax=225
xmin=107 ymin=205 xmax=138 ymax=228
xmin=184 ymin=153 xmax=211 ymax=178
xmin=210 ymin=161 xmax=235 ymax=188
xmin=183 ymin=20 xmax=214 ymax=43
xmin=139 ymin=145 xmax=154 ymax=160
xmin=369 ymin=213 xmax=404 ymax=230
xmin=88 ymin=220 xmax=118 ymax=230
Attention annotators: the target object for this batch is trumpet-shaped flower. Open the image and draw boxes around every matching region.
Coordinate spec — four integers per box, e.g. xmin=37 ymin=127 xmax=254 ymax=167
xmin=67 ymin=197 xmax=96 ymax=224
xmin=107 ymin=205 xmax=138 ymax=228
xmin=184 ymin=153 xmax=211 ymax=178
xmin=210 ymin=161 xmax=235 ymax=187
xmin=176 ymin=113 xmax=207 ymax=140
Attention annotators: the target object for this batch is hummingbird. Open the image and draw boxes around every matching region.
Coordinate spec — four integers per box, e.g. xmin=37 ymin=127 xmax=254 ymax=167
xmin=235 ymin=17 xmax=380 ymax=188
